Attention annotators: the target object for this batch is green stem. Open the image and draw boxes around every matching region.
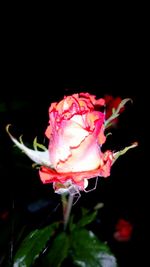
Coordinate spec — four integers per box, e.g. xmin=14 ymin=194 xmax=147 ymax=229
xmin=63 ymin=193 xmax=74 ymax=230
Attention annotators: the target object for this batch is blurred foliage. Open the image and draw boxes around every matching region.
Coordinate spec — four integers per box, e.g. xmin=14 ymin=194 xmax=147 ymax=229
xmin=10 ymin=207 xmax=117 ymax=267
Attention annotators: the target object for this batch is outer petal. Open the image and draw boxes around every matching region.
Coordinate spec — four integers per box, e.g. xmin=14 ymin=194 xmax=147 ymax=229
xmin=45 ymin=125 xmax=51 ymax=139
xmin=49 ymin=119 xmax=89 ymax=168
xmin=39 ymin=150 xmax=114 ymax=190
xmin=56 ymin=137 xmax=102 ymax=173
xmin=79 ymin=92 xmax=105 ymax=107
xmin=98 ymin=125 xmax=106 ymax=145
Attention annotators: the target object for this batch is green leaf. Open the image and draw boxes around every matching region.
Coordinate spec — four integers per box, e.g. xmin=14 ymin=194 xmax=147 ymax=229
xmin=116 ymin=98 xmax=132 ymax=113
xmin=112 ymin=107 xmax=116 ymax=114
xmin=13 ymin=222 xmax=59 ymax=267
xmin=42 ymin=232 xmax=69 ymax=267
xmin=6 ymin=125 xmax=51 ymax=167
xmin=105 ymin=98 xmax=132 ymax=129
xmin=113 ymin=142 xmax=138 ymax=164
xmin=33 ymin=137 xmax=47 ymax=151
xmin=76 ymin=210 xmax=98 ymax=228
xmin=70 ymin=229 xmax=116 ymax=267
xmin=81 ymin=207 xmax=89 ymax=216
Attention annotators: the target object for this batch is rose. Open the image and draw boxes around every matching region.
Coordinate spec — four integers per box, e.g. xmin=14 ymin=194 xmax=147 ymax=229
xmin=45 ymin=93 xmax=106 ymax=173
xmin=113 ymin=219 xmax=133 ymax=242
xmin=39 ymin=93 xmax=113 ymax=192
xmin=7 ymin=92 xmax=137 ymax=194
xmin=39 ymin=149 xmax=113 ymax=193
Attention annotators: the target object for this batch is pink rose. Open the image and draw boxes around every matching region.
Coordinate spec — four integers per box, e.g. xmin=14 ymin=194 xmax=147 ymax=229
xmin=45 ymin=93 xmax=106 ymax=172
xmin=7 ymin=92 xmax=137 ymax=194
xmin=39 ymin=92 xmax=113 ymax=190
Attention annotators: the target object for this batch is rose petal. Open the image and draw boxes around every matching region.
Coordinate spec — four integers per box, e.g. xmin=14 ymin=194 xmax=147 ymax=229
xmin=39 ymin=150 xmax=113 ymax=190
xmin=49 ymin=119 xmax=89 ymax=168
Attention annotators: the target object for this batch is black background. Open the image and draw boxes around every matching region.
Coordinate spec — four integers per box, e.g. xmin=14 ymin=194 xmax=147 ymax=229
xmin=0 ymin=12 xmax=147 ymax=266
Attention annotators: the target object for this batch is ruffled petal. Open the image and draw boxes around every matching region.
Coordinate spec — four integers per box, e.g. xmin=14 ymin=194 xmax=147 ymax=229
xmin=39 ymin=150 xmax=113 ymax=190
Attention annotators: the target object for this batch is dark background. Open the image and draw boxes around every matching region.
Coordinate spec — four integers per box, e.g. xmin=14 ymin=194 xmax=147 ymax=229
xmin=0 ymin=13 xmax=147 ymax=266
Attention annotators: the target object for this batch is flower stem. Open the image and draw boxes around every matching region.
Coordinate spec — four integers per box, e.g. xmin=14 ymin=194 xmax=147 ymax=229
xmin=63 ymin=194 xmax=74 ymax=230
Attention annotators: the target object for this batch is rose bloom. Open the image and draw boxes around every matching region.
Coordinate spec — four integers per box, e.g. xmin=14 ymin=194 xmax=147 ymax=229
xmin=113 ymin=219 xmax=133 ymax=242
xmin=7 ymin=92 xmax=137 ymax=195
xmin=39 ymin=92 xmax=113 ymax=192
